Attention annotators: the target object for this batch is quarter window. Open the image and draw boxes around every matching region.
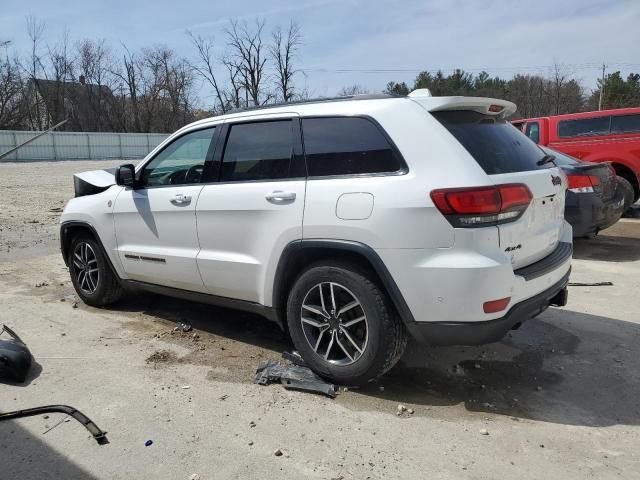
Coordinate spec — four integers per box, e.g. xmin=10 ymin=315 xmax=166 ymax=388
xmin=220 ymin=120 xmax=294 ymax=181
xmin=139 ymin=128 xmax=215 ymax=187
xmin=557 ymin=117 xmax=611 ymax=138
xmin=301 ymin=117 xmax=402 ymax=176
xmin=611 ymin=114 xmax=640 ymax=134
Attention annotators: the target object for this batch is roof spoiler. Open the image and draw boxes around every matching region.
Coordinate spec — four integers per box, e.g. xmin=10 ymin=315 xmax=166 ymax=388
xmin=409 ymin=95 xmax=517 ymax=118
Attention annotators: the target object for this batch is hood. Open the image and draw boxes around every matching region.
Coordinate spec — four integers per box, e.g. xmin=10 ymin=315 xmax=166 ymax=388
xmin=73 ymin=168 xmax=117 ymax=197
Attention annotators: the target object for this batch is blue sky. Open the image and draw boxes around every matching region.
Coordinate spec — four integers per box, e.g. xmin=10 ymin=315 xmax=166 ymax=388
xmin=2 ymin=0 xmax=639 ymax=104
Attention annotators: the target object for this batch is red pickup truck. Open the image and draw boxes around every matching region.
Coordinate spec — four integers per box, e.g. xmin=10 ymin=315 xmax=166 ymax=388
xmin=512 ymin=108 xmax=640 ymax=207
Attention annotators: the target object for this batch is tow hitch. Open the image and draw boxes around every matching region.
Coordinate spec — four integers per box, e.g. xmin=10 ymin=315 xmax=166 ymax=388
xmin=550 ymin=287 xmax=569 ymax=307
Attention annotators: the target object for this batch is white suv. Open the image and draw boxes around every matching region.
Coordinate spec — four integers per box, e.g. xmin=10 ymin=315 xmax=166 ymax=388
xmin=60 ymin=92 xmax=572 ymax=385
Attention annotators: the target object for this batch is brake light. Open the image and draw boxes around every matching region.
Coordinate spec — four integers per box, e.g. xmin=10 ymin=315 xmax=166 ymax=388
xmin=567 ymin=175 xmax=599 ymax=193
xmin=430 ymin=184 xmax=532 ymax=227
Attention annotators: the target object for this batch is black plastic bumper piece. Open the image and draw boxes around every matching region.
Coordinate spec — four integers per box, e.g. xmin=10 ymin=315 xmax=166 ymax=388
xmin=406 ymin=269 xmax=570 ymax=346
xmin=514 ymin=242 xmax=572 ymax=281
xmin=0 ymin=405 xmax=109 ymax=445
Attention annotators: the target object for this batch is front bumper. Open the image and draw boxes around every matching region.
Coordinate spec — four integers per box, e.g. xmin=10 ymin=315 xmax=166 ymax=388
xmin=406 ymin=269 xmax=570 ymax=346
xmin=565 ymin=189 xmax=625 ymax=237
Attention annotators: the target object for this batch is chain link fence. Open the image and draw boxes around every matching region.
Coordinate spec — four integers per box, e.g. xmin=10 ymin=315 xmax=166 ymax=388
xmin=0 ymin=130 xmax=168 ymax=162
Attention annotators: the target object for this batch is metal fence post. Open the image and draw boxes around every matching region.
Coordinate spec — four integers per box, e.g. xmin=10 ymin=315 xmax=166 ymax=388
xmin=118 ymin=134 xmax=123 ymax=159
xmin=12 ymin=131 xmax=18 ymax=161
xmin=51 ymin=131 xmax=57 ymax=160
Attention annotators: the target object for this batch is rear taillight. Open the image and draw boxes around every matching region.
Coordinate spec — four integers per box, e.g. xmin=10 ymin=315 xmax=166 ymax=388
xmin=567 ymin=174 xmax=600 ymax=193
xmin=430 ymin=184 xmax=532 ymax=228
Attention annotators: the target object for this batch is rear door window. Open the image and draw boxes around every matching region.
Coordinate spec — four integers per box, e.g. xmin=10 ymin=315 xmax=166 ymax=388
xmin=220 ymin=120 xmax=293 ymax=181
xmin=557 ymin=117 xmax=611 ymax=137
xmin=610 ymin=114 xmax=640 ymax=134
xmin=525 ymin=122 xmax=540 ymax=143
xmin=432 ymin=110 xmax=548 ymax=174
xmin=301 ymin=117 xmax=403 ymax=176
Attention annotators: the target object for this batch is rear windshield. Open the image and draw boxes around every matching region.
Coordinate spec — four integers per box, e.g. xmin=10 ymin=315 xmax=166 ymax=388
xmin=541 ymin=147 xmax=578 ymax=166
xmin=432 ymin=110 xmax=549 ymax=174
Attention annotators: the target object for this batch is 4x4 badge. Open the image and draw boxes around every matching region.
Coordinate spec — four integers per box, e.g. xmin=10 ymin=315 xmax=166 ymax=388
xmin=551 ymin=175 xmax=562 ymax=186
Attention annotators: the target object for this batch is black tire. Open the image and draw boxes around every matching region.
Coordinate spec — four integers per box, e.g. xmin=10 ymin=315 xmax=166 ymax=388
xmin=617 ymin=176 xmax=635 ymax=212
xmin=68 ymin=233 xmax=123 ymax=307
xmin=286 ymin=261 xmax=407 ymax=385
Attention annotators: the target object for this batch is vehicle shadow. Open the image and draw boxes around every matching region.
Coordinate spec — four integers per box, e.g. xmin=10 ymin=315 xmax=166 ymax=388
xmin=114 ymin=291 xmax=289 ymax=350
xmin=351 ymin=308 xmax=639 ymax=428
xmin=108 ymin=292 xmax=639 ymax=428
xmin=573 ymin=233 xmax=640 ymax=262
xmin=0 ymin=423 xmax=98 ymax=480
xmin=109 ymin=291 xmax=291 ymax=380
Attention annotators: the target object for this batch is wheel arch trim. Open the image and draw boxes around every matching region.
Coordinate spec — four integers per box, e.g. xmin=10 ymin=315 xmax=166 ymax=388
xmin=272 ymin=239 xmax=417 ymax=326
xmin=60 ymin=221 xmax=122 ymax=280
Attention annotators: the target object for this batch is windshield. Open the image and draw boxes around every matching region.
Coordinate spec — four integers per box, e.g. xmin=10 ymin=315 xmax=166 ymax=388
xmin=432 ymin=110 xmax=550 ymax=174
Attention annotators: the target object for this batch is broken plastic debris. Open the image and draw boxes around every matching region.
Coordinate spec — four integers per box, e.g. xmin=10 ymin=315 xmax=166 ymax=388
xmin=0 ymin=324 xmax=33 ymax=383
xmin=179 ymin=322 xmax=192 ymax=332
xmin=254 ymin=354 xmax=336 ymax=398
xmin=1 ymin=405 xmax=109 ymax=445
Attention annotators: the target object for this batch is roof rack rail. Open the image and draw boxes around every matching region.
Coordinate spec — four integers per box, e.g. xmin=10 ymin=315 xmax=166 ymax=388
xmin=228 ymin=93 xmax=403 ymax=114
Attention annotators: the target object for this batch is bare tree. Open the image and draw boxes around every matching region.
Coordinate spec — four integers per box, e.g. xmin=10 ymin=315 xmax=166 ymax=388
xmin=222 ymin=57 xmax=243 ymax=109
xmin=110 ymin=45 xmax=140 ymax=131
xmin=25 ymin=15 xmax=46 ymax=129
xmin=337 ymin=84 xmax=369 ymax=96
xmin=77 ymin=38 xmax=117 ymax=130
xmin=548 ymin=63 xmax=569 ymax=116
xmin=0 ymin=54 xmax=25 ymax=128
xmin=44 ymin=28 xmax=75 ymax=128
xmin=135 ymin=46 xmax=196 ymax=132
xmin=270 ymin=21 xmax=301 ymax=103
xmin=187 ymin=31 xmax=227 ymax=114
xmin=226 ymin=19 xmax=270 ymax=106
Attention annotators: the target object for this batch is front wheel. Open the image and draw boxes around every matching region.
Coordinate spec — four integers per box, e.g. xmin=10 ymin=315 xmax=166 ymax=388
xmin=68 ymin=233 xmax=123 ymax=307
xmin=286 ymin=262 xmax=407 ymax=385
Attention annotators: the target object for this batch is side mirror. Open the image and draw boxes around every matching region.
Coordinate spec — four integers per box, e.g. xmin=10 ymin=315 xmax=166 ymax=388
xmin=115 ymin=164 xmax=136 ymax=188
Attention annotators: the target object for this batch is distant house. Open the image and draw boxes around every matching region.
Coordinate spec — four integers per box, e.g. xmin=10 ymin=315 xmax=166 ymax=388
xmin=31 ymin=75 xmax=115 ymax=132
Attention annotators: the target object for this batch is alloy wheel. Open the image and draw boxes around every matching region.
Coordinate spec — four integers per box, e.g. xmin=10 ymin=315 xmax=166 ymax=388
xmin=72 ymin=242 xmax=100 ymax=295
xmin=300 ymin=282 xmax=369 ymax=366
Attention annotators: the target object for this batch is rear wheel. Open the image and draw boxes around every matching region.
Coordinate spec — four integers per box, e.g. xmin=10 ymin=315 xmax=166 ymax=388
xmin=286 ymin=262 xmax=407 ymax=385
xmin=617 ymin=176 xmax=635 ymax=212
xmin=68 ymin=233 xmax=123 ymax=307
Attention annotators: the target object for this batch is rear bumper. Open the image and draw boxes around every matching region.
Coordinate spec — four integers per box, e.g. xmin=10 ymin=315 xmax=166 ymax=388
xmin=565 ymin=189 xmax=625 ymax=237
xmin=406 ymin=269 xmax=570 ymax=346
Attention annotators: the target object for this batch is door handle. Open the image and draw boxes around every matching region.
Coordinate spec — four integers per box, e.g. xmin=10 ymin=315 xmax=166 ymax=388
xmin=171 ymin=193 xmax=192 ymax=205
xmin=265 ymin=191 xmax=296 ymax=203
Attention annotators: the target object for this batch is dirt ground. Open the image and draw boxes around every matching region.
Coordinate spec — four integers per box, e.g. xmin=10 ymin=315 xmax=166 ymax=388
xmin=1 ymin=160 xmax=640 ymax=480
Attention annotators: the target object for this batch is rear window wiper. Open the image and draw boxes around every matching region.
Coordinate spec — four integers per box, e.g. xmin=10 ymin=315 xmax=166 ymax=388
xmin=537 ymin=154 xmax=556 ymax=166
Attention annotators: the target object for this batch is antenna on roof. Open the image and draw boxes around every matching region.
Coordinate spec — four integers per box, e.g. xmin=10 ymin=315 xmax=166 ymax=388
xmin=408 ymin=89 xmax=432 ymax=97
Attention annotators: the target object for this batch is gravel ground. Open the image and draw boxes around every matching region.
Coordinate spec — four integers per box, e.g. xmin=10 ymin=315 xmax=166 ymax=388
xmin=1 ymin=160 xmax=640 ymax=479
